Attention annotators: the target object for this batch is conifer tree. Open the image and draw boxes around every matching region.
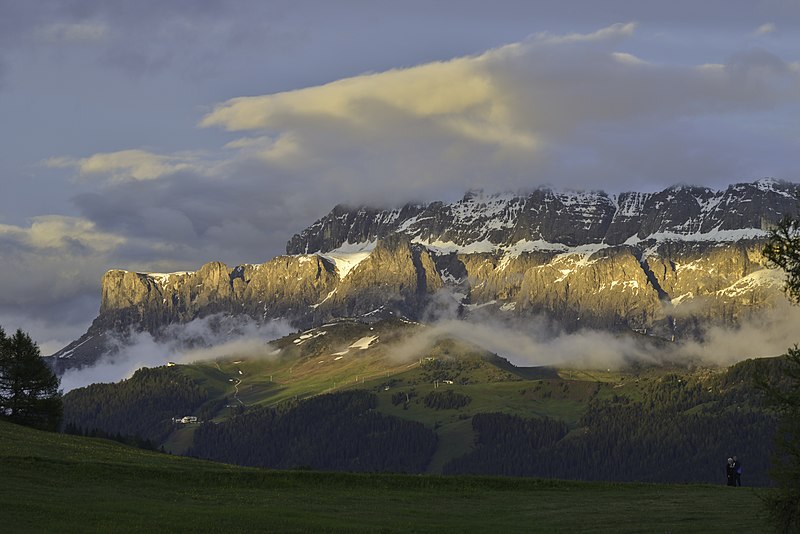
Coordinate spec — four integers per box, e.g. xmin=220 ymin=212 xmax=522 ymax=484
xmin=0 ymin=327 xmax=63 ymax=431
xmin=762 ymin=214 xmax=800 ymax=533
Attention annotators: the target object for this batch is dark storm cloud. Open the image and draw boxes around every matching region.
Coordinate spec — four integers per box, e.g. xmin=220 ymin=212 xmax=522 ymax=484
xmin=71 ymin=164 xmax=313 ymax=267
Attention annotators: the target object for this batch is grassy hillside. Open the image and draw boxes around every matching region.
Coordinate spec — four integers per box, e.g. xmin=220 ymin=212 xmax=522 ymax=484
xmin=0 ymin=419 xmax=772 ymax=533
xmin=171 ymin=319 xmax=657 ymax=458
xmin=62 ymin=318 xmax=779 ymax=483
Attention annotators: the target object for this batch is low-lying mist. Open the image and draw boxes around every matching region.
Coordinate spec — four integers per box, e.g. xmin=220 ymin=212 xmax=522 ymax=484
xmin=388 ymin=302 xmax=800 ymax=370
xmin=59 ymin=315 xmax=293 ymax=392
xmin=58 ymin=291 xmax=800 ymax=393
xmin=393 ymin=286 xmax=800 ymax=369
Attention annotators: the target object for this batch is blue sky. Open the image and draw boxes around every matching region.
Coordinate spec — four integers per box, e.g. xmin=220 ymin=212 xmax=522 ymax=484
xmin=1 ymin=0 xmax=799 ymax=352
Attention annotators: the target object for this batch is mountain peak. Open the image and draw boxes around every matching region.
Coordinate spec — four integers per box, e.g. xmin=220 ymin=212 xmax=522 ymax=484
xmin=287 ymin=179 xmax=800 ymax=255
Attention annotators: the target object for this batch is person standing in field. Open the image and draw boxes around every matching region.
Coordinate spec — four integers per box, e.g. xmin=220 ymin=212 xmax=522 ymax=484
xmin=726 ymin=457 xmax=736 ymax=486
xmin=732 ymin=456 xmax=742 ymax=486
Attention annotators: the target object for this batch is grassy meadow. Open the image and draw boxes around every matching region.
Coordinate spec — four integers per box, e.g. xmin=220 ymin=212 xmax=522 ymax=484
xmin=1 ymin=419 xmax=772 ymax=533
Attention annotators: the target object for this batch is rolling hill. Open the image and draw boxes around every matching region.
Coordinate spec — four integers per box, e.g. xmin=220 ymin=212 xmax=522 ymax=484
xmin=61 ymin=317 xmax=781 ymax=485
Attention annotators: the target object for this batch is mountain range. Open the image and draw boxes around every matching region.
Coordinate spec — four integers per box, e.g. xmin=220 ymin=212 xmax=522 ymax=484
xmin=50 ymin=178 xmax=799 ymax=372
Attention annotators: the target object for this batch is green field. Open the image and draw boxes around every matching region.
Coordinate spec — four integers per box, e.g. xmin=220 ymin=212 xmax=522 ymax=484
xmin=0 ymin=419 xmax=772 ymax=533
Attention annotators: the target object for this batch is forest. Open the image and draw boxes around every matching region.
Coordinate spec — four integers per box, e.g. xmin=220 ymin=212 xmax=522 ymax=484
xmin=443 ymin=360 xmax=780 ymax=485
xmin=190 ymin=390 xmax=438 ymax=472
xmin=62 ymin=366 xmax=209 ymax=443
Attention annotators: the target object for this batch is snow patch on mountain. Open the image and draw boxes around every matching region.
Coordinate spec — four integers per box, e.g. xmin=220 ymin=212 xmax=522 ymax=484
xmin=320 ymin=241 xmax=376 ymax=279
xmin=716 ymin=269 xmax=784 ymax=298
xmin=349 ymin=335 xmax=378 ymax=350
xmin=146 ymin=272 xmax=193 ymax=286
xmin=293 ymin=330 xmax=327 ymax=345
xmin=754 ymin=177 xmax=795 ymax=198
xmin=644 ymin=228 xmax=768 ymax=242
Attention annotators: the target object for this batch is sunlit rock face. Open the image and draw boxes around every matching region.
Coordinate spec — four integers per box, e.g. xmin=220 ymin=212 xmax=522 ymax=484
xmin=52 ymin=179 xmax=798 ymax=371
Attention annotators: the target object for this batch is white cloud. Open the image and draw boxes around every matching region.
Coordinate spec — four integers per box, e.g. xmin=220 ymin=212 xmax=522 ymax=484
xmin=754 ymin=22 xmax=776 ymax=36
xmin=45 ymin=149 xmax=207 ymax=183
xmin=196 ymin=22 xmax=800 ymax=200
xmin=530 ymin=21 xmax=637 ymax=45
xmin=0 ymin=215 xmax=124 ymax=252
xmin=384 ymin=300 xmax=800 ymax=370
xmin=611 ymin=51 xmax=648 ymax=66
xmin=200 ymin=55 xmax=498 ymax=131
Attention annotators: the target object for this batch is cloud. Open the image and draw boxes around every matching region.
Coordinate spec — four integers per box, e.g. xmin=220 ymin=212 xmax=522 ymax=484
xmin=0 ymin=215 xmax=123 ymax=251
xmin=530 ymin=21 xmax=637 ymax=45
xmin=754 ymin=22 xmax=776 ymax=36
xmin=59 ymin=315 xmax=294 ymax=392
xmin=45 ymin=149 xmax=208 ymax=183
xmin=197 ymin=21 xmax=800 ymax=202
xmin=202 ymin=24 xmax=644 ymax=140
xmin=0 ymin=216 xmax=124 ymax=304
xmin=202 ymin=21 xmax=798 ymax=137
xmin=0 ymin=216 xmax=129 ymax=353
xmin=386 ymin=318 xmax=649 ymax=369
xmin=676 ymin=300 xmax=800 ymax=366
xmin=36 ymin=21 xmax=108 ymax=43
xmin=384 ymin=300 xmax=800 ymax=371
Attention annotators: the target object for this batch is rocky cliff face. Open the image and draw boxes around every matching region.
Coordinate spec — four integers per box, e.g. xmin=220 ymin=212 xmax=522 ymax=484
xmin=96 ymin=255 xmax=339 ymax=334
xmin=52 ymin=178 xmax=798 ymax=372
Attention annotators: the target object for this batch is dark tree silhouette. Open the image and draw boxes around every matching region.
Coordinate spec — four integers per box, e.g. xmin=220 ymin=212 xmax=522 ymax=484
xmin=764 ymin=215 xmax=800 ymax=303
xmin=762 ymin=213 xmax=800 ymax=533
xmin=0 ymin=327 xmax=62 ymax=431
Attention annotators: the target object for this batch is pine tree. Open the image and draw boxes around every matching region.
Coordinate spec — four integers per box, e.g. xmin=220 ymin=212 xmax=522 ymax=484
xmin=0 ymin=327 xmax=63 ymax=431
xmin=762 ymin=214 xmax=800 ymax=533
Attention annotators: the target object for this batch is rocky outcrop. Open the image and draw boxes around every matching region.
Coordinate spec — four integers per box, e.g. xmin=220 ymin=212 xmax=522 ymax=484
xmin=456 ymin=239 xmax=782 ymax=338
xmin=95 ymin=256 xmax=339 ymax=334
xmin=309 ymin=234 xmax=443 ymax=322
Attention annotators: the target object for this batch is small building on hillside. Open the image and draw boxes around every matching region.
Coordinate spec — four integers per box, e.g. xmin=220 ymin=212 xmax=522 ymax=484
xmin=173 ymin=416 xmax=198 ymax=424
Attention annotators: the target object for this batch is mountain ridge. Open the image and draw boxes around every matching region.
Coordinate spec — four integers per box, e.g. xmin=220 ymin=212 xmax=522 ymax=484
xmin=287 ymin=178 xmax=797 ymax=254
xmin=50 ymin=178 xmax=799 ymax=372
